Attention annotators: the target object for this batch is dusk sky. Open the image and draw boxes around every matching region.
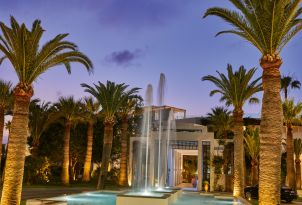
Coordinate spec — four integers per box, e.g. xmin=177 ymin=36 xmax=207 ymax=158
xmin=1 ymin=0 xmax=302 ymax=119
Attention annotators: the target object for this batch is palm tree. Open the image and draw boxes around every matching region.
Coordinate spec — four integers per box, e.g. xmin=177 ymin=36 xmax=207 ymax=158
xmin=283 ymin=100 xmax=302 ymax=189
xmin=5 ymin=121 xmax=11 ymax=134
xmin=207 ymin=106 xmax=233 ymax=190
xmin=0 ymin=80 xmax=13 ymax=175
xmin=207 ymin=106 xmax=233 ymax=139
xmin=294 ymin=139 xmax=302 ymax=189
xmin=0 ymin=16 xmax=92 ymax=204
xmin=203 ymin=1 xmax=302 ymax=203
xmin=281 ymin=76 xmax=301 ymax=100
xmin=82 ymin=97 xmax=100 ymax=182
xmin=118 ymin=97 xmax=142 ymax=186
xmin=53 ymin=96 xmax=83 ymax=185
xmin=81 ymin=81 xmax=140 ymax=189
xmin=28 ymin=99 xmax=52 ymax=156
xmin=202 ymin=65 xmax=262 ymax=197
xmin=244 ymin=126 xmax=260 ymax=186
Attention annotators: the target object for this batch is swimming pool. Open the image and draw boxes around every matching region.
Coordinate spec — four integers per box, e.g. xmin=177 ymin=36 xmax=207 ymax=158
xmin=47 ymin=191 xmax=243 ymax=205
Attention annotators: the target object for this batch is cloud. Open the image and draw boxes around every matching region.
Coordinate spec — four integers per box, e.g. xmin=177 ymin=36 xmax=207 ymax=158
xmin=92 ymin=0 xmax=192 ymax=29
xmin=105 ymin=49 xmax=145 ymax=67
xmin=0 ymin=0 xmax=193 ymax=31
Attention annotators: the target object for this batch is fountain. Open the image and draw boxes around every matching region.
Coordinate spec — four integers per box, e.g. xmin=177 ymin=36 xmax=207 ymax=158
xmin=116 ymin=74 xmax=181 ymax=205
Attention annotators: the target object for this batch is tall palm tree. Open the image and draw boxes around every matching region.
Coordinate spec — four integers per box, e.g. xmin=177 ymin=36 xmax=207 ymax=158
xmin=282 ymin=100 xmax=302 ymax=189
xmin=204 ymin=1 xmax=302 ymax=204
xmin=294 ymin=138 xmax=302 ymax=189
xmin=202 ymin=65 xmax=262 ymax=197
xmin=0 ymin=17 xmax=92 ymax=204
xmin=28 ymin=99 xmax=52 ymax=156
xmin=244 ymin=126 xmax=260 ymax=186
xmin=0 ymin=80 xmax=13 ymax=176
xmin=82 ymin=97 xmax=100 ymax=182
xmin=281 ymin=75 xmax=301 ymax=100
xmin=118 ymin=97 xmax=142 ymax=186
xmin=81 ymin=81 xmax=140 ymax=189
xmin=53 ymin=96 xmax=83 ymax=185
xmin=207 ymin=106 xmax=233 ymax=139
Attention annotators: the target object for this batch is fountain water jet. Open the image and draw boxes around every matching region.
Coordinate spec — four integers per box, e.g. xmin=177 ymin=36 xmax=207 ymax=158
xmin=144 ymin=84 xmax=153 ymax=191
xmin=157 ymin=73 xmax=166 ymax=188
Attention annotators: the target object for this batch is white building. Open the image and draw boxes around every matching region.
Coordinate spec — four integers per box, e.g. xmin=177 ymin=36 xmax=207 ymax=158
xmin=128 ymin=106 xmax=220 ymax=191
xmin=128 ymin=105 xmax=302 ymax=192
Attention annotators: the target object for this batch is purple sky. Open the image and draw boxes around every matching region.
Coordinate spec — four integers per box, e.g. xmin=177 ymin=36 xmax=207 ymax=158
xmin=1 ymin=0 xmax=302 ymax=119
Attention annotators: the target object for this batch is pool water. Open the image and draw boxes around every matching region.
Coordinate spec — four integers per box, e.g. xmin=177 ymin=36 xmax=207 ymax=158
xmin=50 ymin=191 xmax=243 ymax=205
xmin=50 ymin=192 xmax=117 ymax=205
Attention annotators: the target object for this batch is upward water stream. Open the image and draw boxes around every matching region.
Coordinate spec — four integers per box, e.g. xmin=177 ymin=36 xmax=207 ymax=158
xmin=157 ymin=73 xmax=166 ymax=188
xmin=144 ymin=84 xmax=153 ymax=191
xmin=135 ymin=73 xmax=174 ymax=192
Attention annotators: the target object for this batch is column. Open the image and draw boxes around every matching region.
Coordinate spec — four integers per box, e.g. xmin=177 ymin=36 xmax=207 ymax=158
xmin=128 ymin=138 xmax=134 ymax=187
xmin=198 ymin=140 xmax=202 ymax=191
xmin=210 ymin=140 xmax=215 ymax=191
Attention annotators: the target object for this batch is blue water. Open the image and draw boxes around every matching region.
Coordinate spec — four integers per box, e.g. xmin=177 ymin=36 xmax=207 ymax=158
xmin=49 ymin=191 xmax=242 ymax=205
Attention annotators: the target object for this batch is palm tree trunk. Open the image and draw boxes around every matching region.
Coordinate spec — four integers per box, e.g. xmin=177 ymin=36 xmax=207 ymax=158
xmin=286 ymin=124 xmax=296 ymax=189
xmin=259 ymin=59 xmax=283 ymax=205
xmin=30 ymin=144 xmax=39 ymax=157
xmin=83 ymin=121 xmax=94 ymax=182
xmin=296 ymin=159 xmax=301 ymax=189
xmin=232 ymin=108 xmax=244 ymax=197
xmin=1 ymin=93 xmax=31 ymax=205
xmin=0 ymin=107 xmax=4 ymax=181
xmin=119 ymin=117 xmax=128 ymax=186
xmin=62 ymin=121 xmax=71 ymax=185
xmin=97 ymin=121 xmax=114 ymax=189
xmin=251 ymin=160 xmax=258 ymax=185
xmin=284 ymin=88 xmax=288 ymax=100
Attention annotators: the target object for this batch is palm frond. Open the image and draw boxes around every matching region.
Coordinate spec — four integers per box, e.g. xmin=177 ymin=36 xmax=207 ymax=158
xmin=204 ymin=0 xmax=302 ymax=55
xmin=0 ymin=79 xmax=13 ymax=110
xmin=202 ymin=64 xmax=262 ymax=110
xmin=282 ymin=99 xmax=302 ymax=125
xmin=0 ymin=16 xmax=93 ymax=86
xmin=81 ymin=81 xmax=140 ymax=124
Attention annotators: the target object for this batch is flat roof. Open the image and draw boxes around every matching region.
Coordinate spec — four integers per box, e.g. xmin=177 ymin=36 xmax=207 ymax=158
xmin=151 ymin=105 xmax=186 ymax=113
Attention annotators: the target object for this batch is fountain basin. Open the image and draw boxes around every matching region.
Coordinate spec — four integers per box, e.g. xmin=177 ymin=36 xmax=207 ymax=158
xmin=152 ymin=189 xmax=182 ymax=202
xmin=116 ymin=193 xmax=170 ymax=205
xmin=116 ymin=190 xmax=182 ymax=205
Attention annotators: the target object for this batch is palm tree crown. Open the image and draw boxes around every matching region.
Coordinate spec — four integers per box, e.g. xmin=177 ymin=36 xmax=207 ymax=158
xmin=0 ymin=16 xmax=93 ymax=94
xmin=0 ymin=80 xmax=13 ymax=110
xmin=281 ymin=75 xmax=301 ymax=99
xmin=207 ymin=106 xmax=233 ymax=139
xmin=53 ymin=96 xmax=83 ymax=122
xmin=283 ymin=99 xmax=302 ymax=126
xmin=82 ymin=97 xmax=100 ymax=123
xmin=81 ymin=81 xmax=140 ymax=124
xmin=29 ymin=99 xmax=52 ymax=149
xmin=202 ymin=64 xmax=262 ymax=110
xmin=204 ymin=0 xmax=302 ymax=56
xmin=244 ymin=127 xmax=260 ymax=161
